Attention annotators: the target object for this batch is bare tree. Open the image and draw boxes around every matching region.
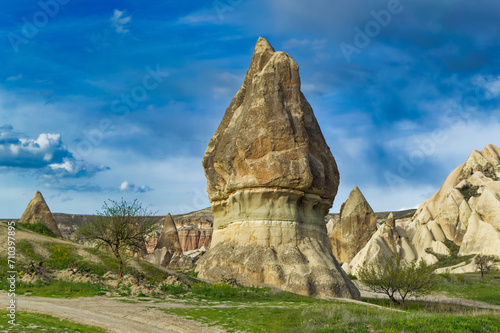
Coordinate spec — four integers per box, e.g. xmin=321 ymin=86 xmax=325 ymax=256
xmin=475 ymin=255 xmax=498 ymax=278
xmin=77 ymin=199 xmax=158 ymax=286
xmin=358 ymin=256 xmax=436 ymax=309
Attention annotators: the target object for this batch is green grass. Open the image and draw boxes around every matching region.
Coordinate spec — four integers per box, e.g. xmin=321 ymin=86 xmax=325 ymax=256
xmin=362 ymin=297 xmax=486 ymax=314
xmin=0 ymin=310 xmax=108 ymax=332
xmin=433 ymin=272 xmax=500 ymax=305
xmin=161 ymin=283 xmax=188 ymax=295
xmin=46 ymin=243 xmax=78 ymax=269
xmin=16 ymin=239 xmax=43 ymax=262
xmin=16 ymin=280 xmax=104 ymax=298
xmin=17 ymin=222 xmax=57 ymax=238
xmin=187 ymin=282 xmax=317 ymax=303
xmin=162 ymin=302 xmax=500 ymax=333
xmin=138 ymin=260 xmax=169 ymax=282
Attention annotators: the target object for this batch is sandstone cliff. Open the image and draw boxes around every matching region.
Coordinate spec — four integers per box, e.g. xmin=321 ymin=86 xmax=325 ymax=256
xmin=195 ymin=37 xmax=359 ymax=299
xmin=173 ymin=208 xmax=213 ymax=252
xmin=19 ymin=191 xmax=63 ymax=237
xmin=329 ymin=187 xmax=377 ymax=263
xmin=344 ymin=144 xmax=500 ymax=275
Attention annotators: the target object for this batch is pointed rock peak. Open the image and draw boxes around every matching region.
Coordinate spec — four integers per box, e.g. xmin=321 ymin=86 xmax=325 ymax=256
xmin=345 ymin=186 xmax=371 ymax=208
xmin=248 ymin=37 xmax=278 ymax=75
xmin=386 ymin=212 xmax=395 ymax=229
xmin=481 ymin=144 xmax=500 ymax=164
xmin=340 ymin=186 xmax=374 ymax=219
xmin=163 ymin=213 xmax=177 ymax=233
xmin=155 ymin=213 xmax=182 ymax=253
xmin=20 ymin=191 xmax=62 ymax=237
xmin=255 ymin=37 xmax=275 ymax=54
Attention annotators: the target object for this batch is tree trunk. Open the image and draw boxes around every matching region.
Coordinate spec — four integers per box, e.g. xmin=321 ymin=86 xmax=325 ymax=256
xmin=116 ymin=261 xmax=123 ymax=287
xmin=116 ymin=251 xmax=124 ymax=287
xmin=388 ymin=294 xmax=401 ymax=307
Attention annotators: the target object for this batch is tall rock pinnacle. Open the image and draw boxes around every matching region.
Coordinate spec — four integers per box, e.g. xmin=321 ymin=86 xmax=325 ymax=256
xmin=329 ymin=186 xmax=377 ymax=263
xmin=196 ymin=37 xmax=359 ymax=299
xmin=19 ymin=191 xmax=63 ymax=237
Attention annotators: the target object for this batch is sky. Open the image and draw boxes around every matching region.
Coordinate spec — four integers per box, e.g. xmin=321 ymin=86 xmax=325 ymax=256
xmin=1 ymin=0 xmax=499 ymax=218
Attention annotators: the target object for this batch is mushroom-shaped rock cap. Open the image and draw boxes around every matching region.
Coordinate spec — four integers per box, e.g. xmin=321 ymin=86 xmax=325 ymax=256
xmin=203 ymin=37 xmax=339 ymax=203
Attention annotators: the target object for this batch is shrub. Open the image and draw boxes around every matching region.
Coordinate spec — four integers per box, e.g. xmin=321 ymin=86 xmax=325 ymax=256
xmin=18 ymin=222 xmax=57 ymax=238
xmin=358 ymin=256 xmax=437 ymax=309
xmin=160 ymin=284 xmax=187 ymax=295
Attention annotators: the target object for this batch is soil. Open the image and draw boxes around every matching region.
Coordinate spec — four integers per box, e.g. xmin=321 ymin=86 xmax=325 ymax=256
xmin=1 ymin=293 xmax=225 ymax=333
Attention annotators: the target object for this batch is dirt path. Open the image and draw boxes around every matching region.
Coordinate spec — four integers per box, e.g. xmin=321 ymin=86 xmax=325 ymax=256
xmin=1 ymin=293 xmax=226 ymax=333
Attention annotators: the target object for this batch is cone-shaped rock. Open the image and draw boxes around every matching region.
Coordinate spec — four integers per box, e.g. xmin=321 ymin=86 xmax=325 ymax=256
xmin=329 ymin=187 xmax=377 ymax=263
xmin=19 ymin=191 xmax=62 ymax=237
xmin=344 ymin=144 xmax=500 ymax=276
xmin=386 ymin=212 xmax=395 ymax=229
xmin=152 ymin=214 xmax=183 ymax=266
xmin=196 ymin=37 xmax=360 ymax=299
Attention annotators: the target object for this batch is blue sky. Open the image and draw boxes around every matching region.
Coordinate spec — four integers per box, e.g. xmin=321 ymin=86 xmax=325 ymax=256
xmin=1 ymin=0 xmax=499 ymax=218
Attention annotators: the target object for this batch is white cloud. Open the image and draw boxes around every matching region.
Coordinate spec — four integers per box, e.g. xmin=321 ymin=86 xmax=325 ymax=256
xmin=0 ymin=126 xmax=109 ymax=179
xmin=120 ymin=181 xmax=130 ymax=191
xmin=6 ymin=74 xmax=22 ymax=82
xmin=111 ymin=9 xmax=131 ymax=34
xmin=120 ymin=181 xmax=153 ymax=193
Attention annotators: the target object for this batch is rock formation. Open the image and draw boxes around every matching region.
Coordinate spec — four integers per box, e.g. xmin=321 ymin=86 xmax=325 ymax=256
xmin=329 ymin=187 xmax=377 ymax=263
xmin=145 ymin=214 xmax=183 ymax=267
xmin=19 ymin=191 xmax=62 ymax=237
xmin=343 ymin=144 xmax=500 ymax=275
xmin=195 ymin=37 xmax=360 ymax=299
xmin=177 ymin=228 xmax=212 ymax=252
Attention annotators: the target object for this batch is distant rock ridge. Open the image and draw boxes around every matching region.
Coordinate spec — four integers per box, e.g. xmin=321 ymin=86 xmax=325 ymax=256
xmin=344 ymin=144 xmax=500 ymax=275
xmin=329 ymin=186 xmax=377 ymax=263
xmin=195 ymin=37 xmax=359 ymax=299
xmin=19 ymin=191 xmax=62 ymax=237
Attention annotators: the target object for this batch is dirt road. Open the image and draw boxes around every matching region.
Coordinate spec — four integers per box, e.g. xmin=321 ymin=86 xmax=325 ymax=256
xmin=1 ymin=293 xmax=225 ymax=333
xmin=2 ymin=290 xmax=499 ymax=333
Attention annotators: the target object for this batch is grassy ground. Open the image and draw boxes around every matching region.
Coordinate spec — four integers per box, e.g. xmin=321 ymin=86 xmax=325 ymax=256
xmin=161 ymin=301 xmax=500 ymax=333
xmin=433 ymin=272 xmax=500 ymax=305
xmin=0 ymin=310 xmax=107 ymax=332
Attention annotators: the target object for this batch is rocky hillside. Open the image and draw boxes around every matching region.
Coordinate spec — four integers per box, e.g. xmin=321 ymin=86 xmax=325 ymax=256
xmin=344 ymin=144 xmax=500 ymax=275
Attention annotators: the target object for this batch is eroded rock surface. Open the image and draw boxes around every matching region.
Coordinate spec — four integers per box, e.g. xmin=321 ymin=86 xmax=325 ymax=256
xmin=195 ymin=37 xmax=359 ymax=299
xmin=19 ymin=191 xmax=62 ymax=237
xmin=329 ymin=187 xmax=377 ymax=263
xmin=344 ymin=144 xmax=500 ymax=275
xmin=146 ymin=214 xmax=183 ymax=267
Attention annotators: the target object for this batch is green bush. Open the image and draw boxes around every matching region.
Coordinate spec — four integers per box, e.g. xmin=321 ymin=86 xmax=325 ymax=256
xmin=191 ymin=282 xmax=239 ymax=299
xmin=18 ymin=222 xmax=57 ymax=238
xmin=46 ymin=244 xmax=77 ymax=269
xmin=347 ymin=273 xmax=357 ymax=280
xmin=458 ymin=184 xmax=480 ymax=201
xmin=160 ymin=284 xmax=188 ymax=295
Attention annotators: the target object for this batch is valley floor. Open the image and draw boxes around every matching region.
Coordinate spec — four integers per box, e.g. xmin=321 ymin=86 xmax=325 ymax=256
xmin=0 ymin=292 xmax=225 ymax=333
xmin=2 ymin=290 xmax=499 ymax=333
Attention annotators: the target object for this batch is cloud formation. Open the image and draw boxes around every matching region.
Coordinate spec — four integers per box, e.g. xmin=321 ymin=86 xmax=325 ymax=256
xmin=120 ymin=181 xmax=153 ymax=193
xmin=0 ymin=126 xmax=109 ymax=179
xmin=110 ymin=9 xmax=131 ymax=34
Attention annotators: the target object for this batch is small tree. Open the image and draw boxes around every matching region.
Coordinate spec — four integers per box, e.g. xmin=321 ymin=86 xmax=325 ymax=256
xmin=358 ymin=256 xmax=436 ymax=309
xmin=77 ymin=199 xmax=158 ymax=286
xmin=475 ymin=255 xmax=498 ymax=278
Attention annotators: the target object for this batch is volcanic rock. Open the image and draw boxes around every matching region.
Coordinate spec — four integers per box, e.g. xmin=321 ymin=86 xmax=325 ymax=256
xmin=195 ymin=37 xmax=359 ymax=299
xmin=329 ymin=187 xmax=377 ymax=263
xmin=19 ymin=191 xmax=62 ymax=237
xmin=146 ymin=214 xmax=182 ymax=267
xmin=344 ymin=144 xmax=500 ymax=275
